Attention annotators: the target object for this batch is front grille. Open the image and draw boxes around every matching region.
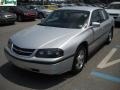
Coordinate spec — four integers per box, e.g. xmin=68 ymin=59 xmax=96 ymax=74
xmin=12 ymin=44 xmax=35 ymax=56
xmin=7 ymin=15 xmax=13 ymax=18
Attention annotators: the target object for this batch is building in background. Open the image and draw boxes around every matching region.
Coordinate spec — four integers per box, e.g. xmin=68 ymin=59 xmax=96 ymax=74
xmin=17 ymin=0 xmax=120 ymax=5
xmin=0 ymin=0 xmax=17 ymax=6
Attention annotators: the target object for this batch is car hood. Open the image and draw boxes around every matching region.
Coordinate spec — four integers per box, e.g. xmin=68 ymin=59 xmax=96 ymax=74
xmin=0 ymin=11 xmax=15 ymax=16
xmin=106 ymin=9 xmax=120 ymax=14
xmin=11 ymin=25 xmax=81 ymax=49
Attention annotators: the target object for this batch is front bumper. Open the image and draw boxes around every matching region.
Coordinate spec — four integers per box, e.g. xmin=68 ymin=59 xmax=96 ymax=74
xmin=4 ymin=48 xmax=74 ymax=75
xmin=0 ymin=17 xmax=16 ymax=24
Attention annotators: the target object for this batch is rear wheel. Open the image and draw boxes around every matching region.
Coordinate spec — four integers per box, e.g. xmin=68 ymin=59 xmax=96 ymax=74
xmin=106 ymin=30 xmax=113 ymax=44
xmin=72 ymin=45 xmax=87 ymax=73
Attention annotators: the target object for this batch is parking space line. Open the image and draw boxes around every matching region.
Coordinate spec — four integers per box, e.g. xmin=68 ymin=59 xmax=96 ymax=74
xmin=97 ymin=48 xmax=120 ymax=69
xmin=91 ymin=71 xmax=120 ymax=83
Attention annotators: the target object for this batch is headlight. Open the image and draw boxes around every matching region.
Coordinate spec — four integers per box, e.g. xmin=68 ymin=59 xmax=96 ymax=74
xmin=8 ymin=39 xmax=12 ymax=50
xmin=4 ymin=15 xmax=9 ymax=18
xmin=36 ymin=48 xmax=64 ymax=58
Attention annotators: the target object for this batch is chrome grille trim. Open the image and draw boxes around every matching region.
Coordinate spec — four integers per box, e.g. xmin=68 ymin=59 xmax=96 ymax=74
xmin=12 ymin=44 xmax=35 ymax=56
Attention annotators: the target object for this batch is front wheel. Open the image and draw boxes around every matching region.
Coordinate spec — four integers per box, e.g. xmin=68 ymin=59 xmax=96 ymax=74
xmin=17 ymin=15 xmax=22 ymax=22
xmin=11 ymin=21 xmax=15 ymax=25
xmin=38 ymin=13 xmax=44 ymax=19
xmin=72 ymin=45 xmax=87 ymax=74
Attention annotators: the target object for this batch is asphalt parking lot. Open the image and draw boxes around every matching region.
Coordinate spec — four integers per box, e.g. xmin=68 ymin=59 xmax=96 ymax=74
xmin=0 ymin=20 xmax=120 ymax=90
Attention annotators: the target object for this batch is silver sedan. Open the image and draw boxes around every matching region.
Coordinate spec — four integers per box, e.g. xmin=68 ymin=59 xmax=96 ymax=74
xmin=5 ymin=6 xmax=114 ymax=75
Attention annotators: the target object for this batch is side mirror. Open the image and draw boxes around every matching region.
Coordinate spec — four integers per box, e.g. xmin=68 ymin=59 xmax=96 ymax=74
xmin=92 ymin=22 xmax=100 ymax=27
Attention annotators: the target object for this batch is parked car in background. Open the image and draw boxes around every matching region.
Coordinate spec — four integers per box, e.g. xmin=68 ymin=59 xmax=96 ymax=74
xmin=106 ymin=2 xmax=120 ymax=22
xmin=58 ymin=3 xmax=76 ymax=8
xmin=5 ymin=6 xmax=114 ymax=75
xmin=0 ymin=8 xmax=16 ymax=25
xmin=75 ymin=3 xmax=93 ymax=7
xmin=26 ymin=5 xmax=52 ymax=19
xmin=59 ymin=3 xmax=76 ymax=7
xmin=8 ymin=6 xmax=37 ymax=21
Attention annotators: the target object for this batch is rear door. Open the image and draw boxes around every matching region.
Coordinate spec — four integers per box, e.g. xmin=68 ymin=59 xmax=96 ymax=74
xmin=98 ymin=9 xmax=111 ymax=34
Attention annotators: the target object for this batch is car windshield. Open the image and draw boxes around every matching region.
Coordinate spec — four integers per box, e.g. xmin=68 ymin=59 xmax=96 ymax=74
xmin=0 ymin=7 xmax=8 ymax=12
xmin=18 ymin=6 xmax=28 ymax=11
xmin=0 ymin=9 xmax=4 ymax=13
xmin=107 ymin=4 xmax=120 ymax=9
xmin=39 ymin=10 xmax=90 ymax=29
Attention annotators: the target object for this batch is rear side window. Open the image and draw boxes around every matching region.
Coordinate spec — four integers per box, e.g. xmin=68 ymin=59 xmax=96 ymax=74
xmin=103 ymin=10 xmax=109 ymax=20
xmin=99 ymin=9 xmax=109 ymax=22
xmin=98 ymin=10 xmax=106 ymax=23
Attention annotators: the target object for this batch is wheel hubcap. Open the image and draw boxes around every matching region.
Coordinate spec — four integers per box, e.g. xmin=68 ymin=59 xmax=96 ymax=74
xmin=76 ymin=49 xmax=85 ymax=69
xmin=18 ymin=16 xmax=21 ymax=21
xmin=109 ymin=32 xmax=112 ymax=42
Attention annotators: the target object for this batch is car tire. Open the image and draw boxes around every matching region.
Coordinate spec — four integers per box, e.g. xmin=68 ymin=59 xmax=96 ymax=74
xmin=72 ymin=45 xmax=87 ymax=74
xmin=11 ymin=21 xmax=15 ymax=25
xmin=106 ymin=30 xmax=113 ymax=44
xmin=17 ymin=15 xmax=22 ymax=22
xmin=38 ymin=13 xmax=44 ymax=19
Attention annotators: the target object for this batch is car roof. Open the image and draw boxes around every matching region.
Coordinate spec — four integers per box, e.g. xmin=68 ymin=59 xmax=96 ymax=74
xmin=59 ymin=6 xmax=102 ymax=12
xmin=110 ymin=2 xmax=120 ymax=4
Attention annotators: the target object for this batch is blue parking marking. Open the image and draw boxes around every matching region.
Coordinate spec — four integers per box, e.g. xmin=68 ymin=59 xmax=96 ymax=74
xmin=91 ymin=71 xmax=120 ymax=83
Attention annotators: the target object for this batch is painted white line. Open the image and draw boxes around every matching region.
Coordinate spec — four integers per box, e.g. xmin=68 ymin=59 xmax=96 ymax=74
xmin=97 ymin=48 xmax=120 ymax=69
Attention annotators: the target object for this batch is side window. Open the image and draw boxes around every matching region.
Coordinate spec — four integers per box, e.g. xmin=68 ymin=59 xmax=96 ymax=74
xmin=91 ymin=10 xmax=101 ymax=23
